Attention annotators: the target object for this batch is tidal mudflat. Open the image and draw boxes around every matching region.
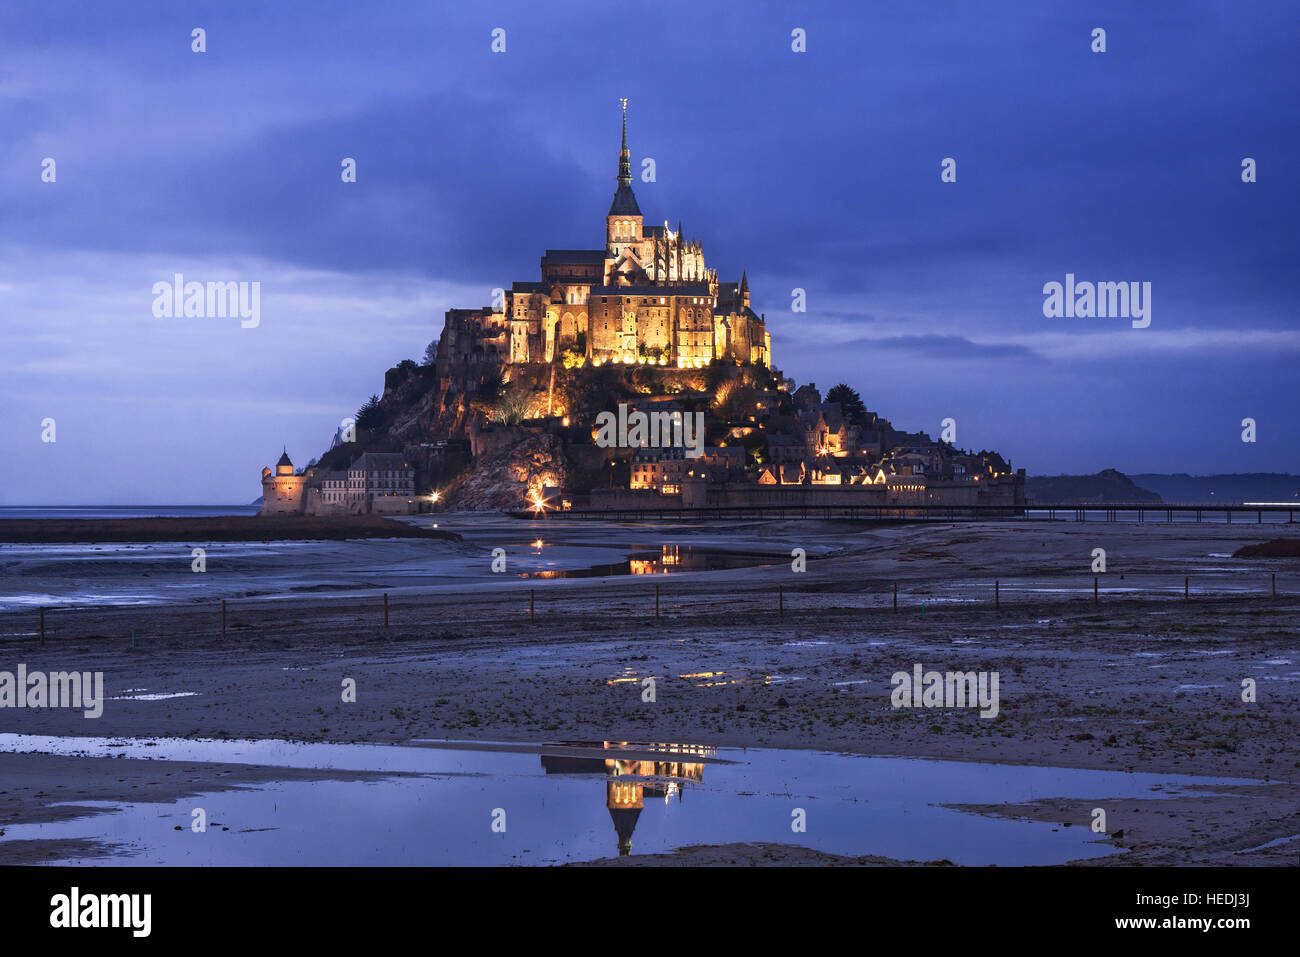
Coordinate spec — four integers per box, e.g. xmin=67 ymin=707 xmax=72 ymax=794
xmin=1 ymin=517 xmax=1297 ymax=865
xmin=0 ymin=736 xmax=1267 ymax=866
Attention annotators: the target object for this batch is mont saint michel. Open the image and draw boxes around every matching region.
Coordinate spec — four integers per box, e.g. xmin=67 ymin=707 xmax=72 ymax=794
xmin=260 ymin=104 xmax=1022 ymax=515
xmin=4 ymin=1 xmax=1297 ymax=892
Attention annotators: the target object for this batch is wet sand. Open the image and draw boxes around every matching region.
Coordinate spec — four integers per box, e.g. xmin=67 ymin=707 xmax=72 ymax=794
xmin=1 ymin=517 xmax=1297 ymax=866
xmin=0 ymin=515 xmax=460 ymax=543
xmin=0 ymin=751 xmax=393 ymax=865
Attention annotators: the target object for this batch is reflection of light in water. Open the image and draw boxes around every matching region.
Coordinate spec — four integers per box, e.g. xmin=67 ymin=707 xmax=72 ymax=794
xmin=540 ymin=740 xmax=717 ymax=856
xmin=532 ymin=539 xmax=544 ymax=549
xmin=606 ymin=667 xmax=648 ymax=686
xmin=679 ymin=669 xmax=776 ymax=688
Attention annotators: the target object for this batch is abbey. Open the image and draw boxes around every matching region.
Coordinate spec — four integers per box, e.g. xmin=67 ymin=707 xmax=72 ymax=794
xmin=439 ymin=101 xmax=772 ymax=370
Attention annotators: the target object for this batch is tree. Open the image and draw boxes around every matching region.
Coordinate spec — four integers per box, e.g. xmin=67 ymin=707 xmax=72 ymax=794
xmin=356 ymin=393 xmax=383 ymax=430
xmin=826 ymin=383 xmax=867 ymax=422
xmin=491 ymin=383 xmax=536 ymax=426
xmin=422 ymin=339 xmax=439 ymax=366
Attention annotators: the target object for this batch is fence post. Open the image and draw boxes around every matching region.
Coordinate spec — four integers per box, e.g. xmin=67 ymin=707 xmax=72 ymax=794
xmin=529 ymin=589 xmax=535 ymax=622
xmin=995 ymin=580 xmax=999 ymax=609
xmin=655 ymin=584 xmax=660 ymax=619
xmin=221 ymin=600 xmax=226 ymax=640
xmin=383 ymin=592 xmax=389 ymax=628
xmin=1184 ymin=577 xmax=1188 ymax=601
xmin=778 ymin=585 xmax=784 ymax=618
xmin=40 ymin=607 xmax=45 ymax=645
xmin=1094 ymin=576 xmax=1098 ymax=605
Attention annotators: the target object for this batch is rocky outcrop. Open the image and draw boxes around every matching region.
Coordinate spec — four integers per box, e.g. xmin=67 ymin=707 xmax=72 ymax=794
xmin=450 ymin=431 xmax=571 ymax=510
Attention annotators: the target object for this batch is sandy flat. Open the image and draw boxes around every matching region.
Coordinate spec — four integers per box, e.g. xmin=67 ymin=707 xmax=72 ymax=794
xmin=1 ymin=517 xmax=1296 ymax=866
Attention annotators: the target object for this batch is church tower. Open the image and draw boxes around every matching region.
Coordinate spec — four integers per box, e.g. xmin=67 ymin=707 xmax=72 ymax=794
xmin=605 ymin=99 xmax=643 ymax=279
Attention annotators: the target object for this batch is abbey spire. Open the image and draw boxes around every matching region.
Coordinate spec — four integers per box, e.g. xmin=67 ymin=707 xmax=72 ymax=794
xmin=618 ymin=98 xmax=632 ymax=186
xmin=608 ymin=98 xmax=641 ymax=217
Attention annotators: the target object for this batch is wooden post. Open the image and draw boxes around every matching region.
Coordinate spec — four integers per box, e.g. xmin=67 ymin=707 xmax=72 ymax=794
xmin=221 ymin=600 xmax=227 ymax=641
xmin=529 ymin=589 xmax=535 ymax=622
xmin=655 ymin=585 xmax=660 ymax=619
xmin=893 ymin=583 xmax=898 ymax=612
xmin=1184 ymin=577 xmax=1189 ymax=601
xmin=40 ymin=607 xmax=45 ymax=644
xmin=778 ymin=585 xmax=784 ymax=618
xmin=1272 ymin=573 xmax=1276 ymax=598
xmin=383 ymin=592 xmax=389 ymax=627
xmin=995 ymin=580 xmax=999 ymax=609
xmin=1094 ymin=576 xmax=1098 ymax=605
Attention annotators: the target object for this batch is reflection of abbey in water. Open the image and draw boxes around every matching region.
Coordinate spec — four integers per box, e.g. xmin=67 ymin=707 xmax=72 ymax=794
xmin=540 ymin=742 xmax=714 ymax=855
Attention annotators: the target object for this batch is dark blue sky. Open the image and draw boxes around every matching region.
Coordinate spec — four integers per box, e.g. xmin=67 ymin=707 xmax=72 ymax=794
xmin=2 ymin=0 xmax=1297 ymax=504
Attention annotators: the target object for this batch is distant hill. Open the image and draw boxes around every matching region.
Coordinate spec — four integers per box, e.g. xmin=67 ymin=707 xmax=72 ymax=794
xmin=1027 ymin=469 xmax=1161 ymax=504
xmin=1027 ymin=471 xmax=1300 ymax=505
xmin=1128 ymin=473 xmax=1300 ymax=505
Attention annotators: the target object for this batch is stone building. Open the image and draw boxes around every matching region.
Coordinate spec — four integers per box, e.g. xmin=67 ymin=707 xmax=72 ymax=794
xmin=346 ymin=452 xmax=416 ymax=514
xmin=436 ymin=101 xmax=772 ymax=374
xmin=258 ymin=449 xmax=417 ymax=515
xmin=259 ymin=450 xmax=307 ymax=515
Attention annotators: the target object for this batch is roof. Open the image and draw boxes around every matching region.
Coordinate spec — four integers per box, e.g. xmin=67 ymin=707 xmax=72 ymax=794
xmin=350 ymin=452 xmax=410 ymax=471
xmin=511 ymin=282 xmax=547 ymax=293
xmin=589 ymin=283 xmax=712 ymax=296
xmin=276 ymin=451 xmax=292 ymax=468
xmin=608 ymin=182 xmax=641 ymax=216
xmin=542 ymin=249 xmax=607 ymax=264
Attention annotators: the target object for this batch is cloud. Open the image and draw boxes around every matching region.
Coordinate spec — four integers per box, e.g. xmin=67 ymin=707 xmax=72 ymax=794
xmin=837 ymin=334 xmax=1039 ymax=360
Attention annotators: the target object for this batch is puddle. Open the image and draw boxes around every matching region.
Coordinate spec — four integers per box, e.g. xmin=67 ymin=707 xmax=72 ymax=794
xmin=606 ymin=670 xmax=803 ymax=688
xmin=1240 ymin=833 xmax=1300 ymax=853
xmin=0 ymin=734 xmax=1263 ymax=867
xmin=524 ymin=545 xmax=782 ymax=578
xmin=676 ymin=671 xmax=803 ymax=688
